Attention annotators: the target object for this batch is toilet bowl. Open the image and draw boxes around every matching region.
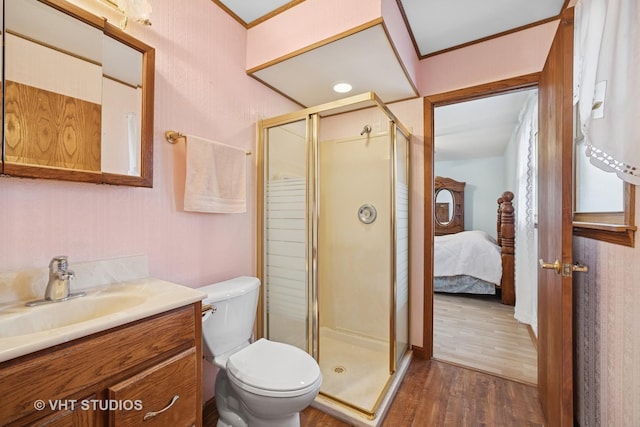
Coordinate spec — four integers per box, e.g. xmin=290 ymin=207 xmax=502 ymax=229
xmin=198 ymin=277 xmax=322 ymax=427
xmin=225 ymin=339 xmax=322 ymax=426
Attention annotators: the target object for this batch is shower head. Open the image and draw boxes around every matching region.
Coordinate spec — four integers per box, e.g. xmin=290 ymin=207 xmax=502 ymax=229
xmin=360 ymin=125 xmax=372 ymax=136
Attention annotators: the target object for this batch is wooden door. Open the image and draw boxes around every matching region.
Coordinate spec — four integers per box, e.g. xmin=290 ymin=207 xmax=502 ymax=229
xmin=537 ymin=8 xmax=575 ymax=427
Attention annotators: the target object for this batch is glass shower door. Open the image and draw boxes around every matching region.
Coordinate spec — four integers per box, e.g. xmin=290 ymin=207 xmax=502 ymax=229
xmin=262 ymin=119 xmax=309 ymax=352
xmin=394 ymin=127 xmax=410 ymax=369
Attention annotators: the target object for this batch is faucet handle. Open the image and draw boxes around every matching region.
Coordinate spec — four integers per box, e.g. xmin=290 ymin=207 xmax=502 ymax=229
xmin=49 ymin=256 xmax=69 ymax=272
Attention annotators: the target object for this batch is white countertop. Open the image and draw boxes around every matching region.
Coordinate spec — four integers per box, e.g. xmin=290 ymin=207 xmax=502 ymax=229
xmin=0 ymin=278 xmax=206 ymax=363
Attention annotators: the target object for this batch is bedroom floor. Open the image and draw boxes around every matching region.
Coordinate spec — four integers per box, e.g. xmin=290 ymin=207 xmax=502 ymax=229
xmin=433 ymin=293 xmax=538 ymax=384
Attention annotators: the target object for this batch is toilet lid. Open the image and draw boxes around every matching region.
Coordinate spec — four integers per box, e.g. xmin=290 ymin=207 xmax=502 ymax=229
xmin=227 ymin=338 xmax=321 ymax=395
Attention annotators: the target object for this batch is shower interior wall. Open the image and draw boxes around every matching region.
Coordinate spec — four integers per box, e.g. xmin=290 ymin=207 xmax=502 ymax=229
xmin=318 ymin=110 xmax=392 ymax=344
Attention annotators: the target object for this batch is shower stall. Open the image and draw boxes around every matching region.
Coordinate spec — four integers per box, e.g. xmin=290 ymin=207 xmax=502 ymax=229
xmin=257 ymin=92 xmax=410 ymax=420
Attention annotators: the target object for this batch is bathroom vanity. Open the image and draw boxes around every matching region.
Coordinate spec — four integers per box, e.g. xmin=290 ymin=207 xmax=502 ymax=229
xmin=0 ymin=303 xmax=202 ymax=427
xmin=0 ymin=257 xmax=205 ymax=427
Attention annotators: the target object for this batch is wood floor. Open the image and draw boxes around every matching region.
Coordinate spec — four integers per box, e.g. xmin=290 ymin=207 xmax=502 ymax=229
xmin=203 ymin=295 xmax=542 ymax=426
xmin=203 ymin=358 xmax=546 ymax=426
xmin=433 ymin=293 xmax=538 ymax=384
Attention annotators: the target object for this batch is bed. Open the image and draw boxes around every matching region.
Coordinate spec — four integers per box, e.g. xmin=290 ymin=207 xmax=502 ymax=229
xmin=434 ymin=176 xmax=515 ymax=305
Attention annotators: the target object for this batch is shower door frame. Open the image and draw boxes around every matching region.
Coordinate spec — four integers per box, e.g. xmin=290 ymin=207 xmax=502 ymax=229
xmin=256 ymin=92 xmax=411 ymax=417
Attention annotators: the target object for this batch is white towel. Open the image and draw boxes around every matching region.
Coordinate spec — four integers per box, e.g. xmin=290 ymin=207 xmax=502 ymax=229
xmin=184 ymin=135 xmax=246 ymax=213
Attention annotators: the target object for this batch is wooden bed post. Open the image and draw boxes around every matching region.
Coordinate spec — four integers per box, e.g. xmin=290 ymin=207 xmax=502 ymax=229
xmin=499 ymin=191 xmax=515 ymax=305
xmin=497 ymin=195 xmax=504 ymax=246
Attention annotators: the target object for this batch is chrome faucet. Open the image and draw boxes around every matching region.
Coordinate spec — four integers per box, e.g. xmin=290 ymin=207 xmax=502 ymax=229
xmin=45 ymin=256 xmax=75 ymax=300
xmin=25 ymin=256 xmax=85 ymax=306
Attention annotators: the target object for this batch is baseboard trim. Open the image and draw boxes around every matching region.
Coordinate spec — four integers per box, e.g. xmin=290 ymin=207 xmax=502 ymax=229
xmin=411 ymin=345 xmax=428 ymax=360
xmin=526 ymin=325 xmax=538 ymax=351
xmin=433 ymin=357 xmax=536 ymax=387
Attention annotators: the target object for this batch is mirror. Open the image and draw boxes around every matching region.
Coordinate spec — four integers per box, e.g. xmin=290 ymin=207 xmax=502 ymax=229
xmin=2 ymin=0 xmax=155 ymax=187
xmin=434 ymin=176 xmax=465 ymax=235
xmin=435 ymin=189 xmax=454 ymax=225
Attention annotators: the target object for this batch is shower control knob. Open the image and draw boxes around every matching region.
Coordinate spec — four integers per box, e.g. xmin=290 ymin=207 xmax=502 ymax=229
xmin=358 ymin=204 xmax=377 ymax=224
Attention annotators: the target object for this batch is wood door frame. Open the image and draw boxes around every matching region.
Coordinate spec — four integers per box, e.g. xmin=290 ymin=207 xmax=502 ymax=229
xmin=420 ymin=73 xmax=540 ymax=359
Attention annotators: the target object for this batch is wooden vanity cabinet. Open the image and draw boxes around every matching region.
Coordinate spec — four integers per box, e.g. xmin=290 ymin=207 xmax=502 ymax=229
xmin=0 ymin=303 xmax=202 ymax=427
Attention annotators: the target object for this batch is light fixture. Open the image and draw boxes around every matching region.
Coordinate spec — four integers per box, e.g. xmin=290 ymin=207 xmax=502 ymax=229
xmin=99 ymin=0 xmax=152 ymax=29
xmin=333 ymin=82 xmax=353 ymax=94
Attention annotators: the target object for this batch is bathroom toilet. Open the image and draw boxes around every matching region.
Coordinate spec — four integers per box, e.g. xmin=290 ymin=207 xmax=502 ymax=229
xmin=198 ymin=277 xmax=322 ymax=427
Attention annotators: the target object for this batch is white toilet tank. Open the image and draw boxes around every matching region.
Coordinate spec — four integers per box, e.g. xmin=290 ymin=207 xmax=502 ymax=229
xmin=198 ymin=276 xmax=260 ymax=359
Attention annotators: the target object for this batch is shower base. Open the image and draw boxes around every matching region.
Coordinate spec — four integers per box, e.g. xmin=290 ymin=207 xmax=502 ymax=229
xmin=313 ymin=327 xmax=412 ymax=426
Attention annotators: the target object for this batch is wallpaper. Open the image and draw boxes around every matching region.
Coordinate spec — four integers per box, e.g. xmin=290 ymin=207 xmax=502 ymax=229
xmin=574 ymin=215 xmax=640 ymax=426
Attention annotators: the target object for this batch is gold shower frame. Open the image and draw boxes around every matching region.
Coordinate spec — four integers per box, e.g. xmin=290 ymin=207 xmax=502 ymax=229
xmin=256 ymin=92 xmax=411 ymax=419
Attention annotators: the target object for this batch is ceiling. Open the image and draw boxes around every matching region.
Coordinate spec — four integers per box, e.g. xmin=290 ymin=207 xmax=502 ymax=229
xmin=401 ymin=0 xmax=564 ymax=57
xmin=214 ymin=0 xmax=564 ymax=106
xmin=434 ymin=88 xmax=537 ymax=162
xmin=250 ymin=25 xmax=416 ymax=108
xmin=212 ymin=0 xmax=561 ymax=159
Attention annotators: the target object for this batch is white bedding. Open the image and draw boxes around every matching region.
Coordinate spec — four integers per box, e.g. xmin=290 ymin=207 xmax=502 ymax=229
xmin=434 ymin=230 xmax=503 ymax=285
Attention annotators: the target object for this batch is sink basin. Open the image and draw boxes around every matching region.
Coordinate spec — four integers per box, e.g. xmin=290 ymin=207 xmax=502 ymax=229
xmin=0 ymin=277 xmax=206 ymax=363
xmin=0 ymin=293 xmax=146 ymax=338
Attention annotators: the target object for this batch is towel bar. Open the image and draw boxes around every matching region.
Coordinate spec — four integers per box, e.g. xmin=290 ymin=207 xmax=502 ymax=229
xmin=165 ymin=130 xmax=251 ymax=155
xmin=165 ymin=130 xmax=186 ymax=144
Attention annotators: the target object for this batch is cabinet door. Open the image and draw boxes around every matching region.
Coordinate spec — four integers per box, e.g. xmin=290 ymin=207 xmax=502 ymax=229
xmin=109 ymin=348 xmax=197 ymax=427
xmin=8 ymin=393 xmax=101 ymax=427
xmin=28 ymin=404 xmax=100 ymax=427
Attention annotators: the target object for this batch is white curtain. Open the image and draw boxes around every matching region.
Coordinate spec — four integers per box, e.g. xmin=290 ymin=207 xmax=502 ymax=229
xmin=513 ymin=92 xmax=538 ymax=333
xmin=575 ymin=0 xmax=640 ymax=184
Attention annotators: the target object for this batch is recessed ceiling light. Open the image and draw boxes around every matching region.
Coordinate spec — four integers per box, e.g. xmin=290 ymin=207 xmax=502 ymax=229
xmin=333 ymin=82 xmax=352 ymax=93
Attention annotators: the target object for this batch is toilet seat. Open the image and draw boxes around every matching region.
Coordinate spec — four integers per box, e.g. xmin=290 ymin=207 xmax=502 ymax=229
xmin=226 ymin=339 xmax=321 ymax=398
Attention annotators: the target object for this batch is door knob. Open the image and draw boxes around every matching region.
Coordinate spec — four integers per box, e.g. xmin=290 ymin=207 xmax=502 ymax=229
xmin=539 ymin=259 xmax=589 ymax=275
xmin=539 ymin=259 xmax=561 ymax=273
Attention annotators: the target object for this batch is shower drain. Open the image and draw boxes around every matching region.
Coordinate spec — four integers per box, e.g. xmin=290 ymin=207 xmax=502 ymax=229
xmin=333 ymin=365 xmax=346 ymax=374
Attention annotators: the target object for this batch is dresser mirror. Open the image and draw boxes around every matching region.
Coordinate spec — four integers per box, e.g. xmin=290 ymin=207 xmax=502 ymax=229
xmin=2 ymin=0 xmax=155 ymax=187
xmin=435 ymin=189 xmax=454 ymax=225
xmin=434 ymin=176 xmax=465 ymax=235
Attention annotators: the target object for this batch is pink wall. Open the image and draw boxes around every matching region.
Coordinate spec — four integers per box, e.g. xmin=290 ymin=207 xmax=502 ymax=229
xmin=246 ymin=0 xmax=382 ymax=71
xmin=0 ymin=0 xmax=297 ymax=281
xmin=574 ymin=228 xmax=640 ymax=426
xmin=568 ymin=0 xmax=638 ymax=422
xmin=381 ymin=0 xmax=420 ymax=89
xmin=0 ymin=0 xmax=550 ymax=392
xmin=0 ymin=0 xmax=298 ymax=400
xmin=5 ymin=1 xmax=628 ymax=420
xmin=418 ymin=20 xmax=558 ymax=96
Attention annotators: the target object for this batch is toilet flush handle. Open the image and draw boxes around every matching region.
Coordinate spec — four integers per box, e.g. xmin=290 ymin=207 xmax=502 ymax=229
xmin=202 ymin=304 xmax=214 ymax=321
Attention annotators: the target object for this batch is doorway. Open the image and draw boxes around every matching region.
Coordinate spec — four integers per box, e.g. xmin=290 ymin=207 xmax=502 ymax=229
xmin=424 ymin=76 xmax=540 ymax=384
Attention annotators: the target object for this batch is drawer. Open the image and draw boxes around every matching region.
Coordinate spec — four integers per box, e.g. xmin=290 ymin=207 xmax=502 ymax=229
xmin=109 ymin=347 xmax=198 ymax=427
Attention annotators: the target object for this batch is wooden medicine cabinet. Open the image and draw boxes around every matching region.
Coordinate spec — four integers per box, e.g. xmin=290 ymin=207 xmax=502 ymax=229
xmin=1 ymin=0 xmax=155 ymax=187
